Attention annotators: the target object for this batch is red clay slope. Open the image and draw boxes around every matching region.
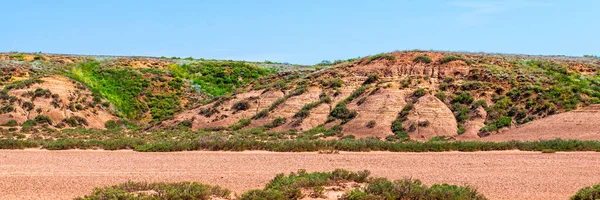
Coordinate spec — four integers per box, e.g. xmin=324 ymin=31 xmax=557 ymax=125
xmin=481 ymin=104 xmax=600 ymax=141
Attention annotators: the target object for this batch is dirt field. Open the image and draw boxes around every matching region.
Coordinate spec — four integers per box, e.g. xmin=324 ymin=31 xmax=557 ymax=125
xmin=1 ymin=150 xmax=599 ymax=200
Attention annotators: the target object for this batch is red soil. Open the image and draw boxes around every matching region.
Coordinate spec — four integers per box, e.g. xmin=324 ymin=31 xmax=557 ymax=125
xmin=1 ymin=150 xmax=599 ymax=200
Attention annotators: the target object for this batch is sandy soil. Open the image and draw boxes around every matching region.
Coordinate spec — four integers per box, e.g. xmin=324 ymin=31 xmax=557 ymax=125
xmin=0 ymin=150 xmax=599 ymax=200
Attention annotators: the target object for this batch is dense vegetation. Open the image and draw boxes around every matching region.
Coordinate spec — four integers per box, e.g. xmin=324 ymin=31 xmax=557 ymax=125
xmin=66 ymin=59 xmax=272 ymax=121
xmin=169 ymin=61 xmax=273 ymax=96
xmin=1 ymin=124 xmax=599 ymax=152
xmin=76 ymin=169 xmax=487 ymax=200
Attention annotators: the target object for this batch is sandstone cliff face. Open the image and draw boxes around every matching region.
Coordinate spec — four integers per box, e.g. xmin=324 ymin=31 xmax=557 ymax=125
xmin=1 ymin=76 xmax=117 ymax=129
xmin=196 ymin=90 xmax=284 ymax=129
xmin=349 ymin=52 xmax=470 ymax=78
xmin=406 ymin=95 xmax=458 ymax=140
xmin=249 ymin=86 xmax=323 ymax=130
xmin=343 ymin=89 xmax=409 ymax=139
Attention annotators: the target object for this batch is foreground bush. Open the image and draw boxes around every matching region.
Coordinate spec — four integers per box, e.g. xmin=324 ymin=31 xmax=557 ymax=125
xmin=241 ymin=169 xmax=370 ymax=199
xmin=571 ymin=183 xmax=600 ymax=200
xmin=345 ymin=178 xmax=486 ymax=200
xmin=0 ymin=139 xmax=39 ymax=149
xmin=78 ymin=170 xmax=485 ymax=200
xmin=75 ymin=181 xmax=231 ymax=200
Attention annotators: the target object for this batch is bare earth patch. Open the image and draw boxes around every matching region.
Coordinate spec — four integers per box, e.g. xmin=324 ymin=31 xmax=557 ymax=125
xmin=0 ymin=150 xmax=599 ymax=200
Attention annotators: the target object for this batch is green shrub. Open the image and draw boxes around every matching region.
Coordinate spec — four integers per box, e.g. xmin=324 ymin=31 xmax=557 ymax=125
xmin=363 ymin=73 xmax=379 ymax=85
xmin=329 ymin=102 xmax=357 ymax=124
xmin=412 ymin=88 xmax=427 ymax=98
xmin=496 ymin=116 xmax=512 ymax=128
xmin=179 ymin=120 xmax=193 ymax=128
xmin=75 ymin=181 xmax=231 ymax=200
xmin=345 ymin=178 xmax=487 ymax=200
xmin=63 ymin=116 xmax=88 ymax=127
xmin=1 ymin=79 xmax=43 ymax=92
xmin=452 ymin=92 xmax=474 ymax=105
xmin=232 ymin=100 xmax=250 ymax=112
xmin=148 ymin=94 xmax=180 ymax=122
xmin=366 ymin=120 xmax=376 ymax=128
xmin=367 ymin=54 xmax=395 ymax=64
xmin=451 ymin=103 xmax=469 ymax=123
xmin=268 ymin=117 xmax=287 ymax=128
xmin=413 ymin=55 xmax=432 ymax=64
xmin=0 ymin=105 xmax=15 ymax=114
xmin=325 ymin=78 xmax=344 ymax=88
xmin=244 ymin=169 xmax=370 ymax=200
xmin=390 ymin=103 xmax=414 ymax=141
xmin=0 ymin=139 xmax=39 ymax=149
xmin=240 ymin=189 xmax=286 ymax=200
xmin=1 ymin=119 xmax=18 ymax=127
xmin=571 ymin=183 xmax=600 ymax=200
xmin=21 ymin=101 xmax=34 ymax=111
xmin=440 ymin=55 xmax=472 ymax=65
xmin=228 ymin=118 xmax=251 ymax=131
xmin=429 ymin=136 xmax=448 ymax=142
xmin=435 ymin=92 xmax=446 ymax=101
xmin=21 ymin=119 xmax=37 ymax=128
xmin=34 ymin=115 xmax=52 ymax=125
xmin=104 ymin=120 xmax=118 ymax=129
xmin=9 ymin=53 xmax=26 ymax=61
xmin=293 ymin=109 xmax=310 ymax=119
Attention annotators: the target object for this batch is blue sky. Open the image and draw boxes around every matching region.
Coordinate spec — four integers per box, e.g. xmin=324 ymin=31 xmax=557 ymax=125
xmin=2 ymin=0 xmax=598 ymax=64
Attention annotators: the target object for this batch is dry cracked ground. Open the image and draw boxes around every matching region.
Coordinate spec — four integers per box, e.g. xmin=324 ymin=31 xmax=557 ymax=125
xmin=1 ymin=150 xmax=600 ymax=200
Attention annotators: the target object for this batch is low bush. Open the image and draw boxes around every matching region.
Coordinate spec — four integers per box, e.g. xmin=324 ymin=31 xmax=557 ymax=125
xmin=412 ymin=88 xmax=427 ymax=98
xmin=75 ymin=181 xmax=231 ymax=200
xmin=228 ymin=118 xmax=251 ymax=131
xmin=268 ymin=117 xmax=287 ymax=128
xmin=1 ymin=119 xmax=18 ymax=127
xmin=440 ymin=55 xmax=472 ymax=65
xmin=435 ymin=92 xmax=446 ymax=101
xmin=413 ymin=55 xmax=432 ymax=64
xmin=63 ymin=116 xmax=88 ymax=127
xmin=366 ymin=120 xmax=376 ymax=128
xmin=241 ymin=169 xmax=370 ymax=199
xmin=571 ymin=183 xmax=600 ymax=200
xmin=367 ymin=54 xmax=395 ymax=64
xmin=329 ymin=102 xmax=357 ymax=124
xmin=0 ymin=139 xmax=39 ymax=149
xmin=363 ymin=73 xmax=379 ymax=85
xmin=34 ymin=115 xmax=52 ymax=125
xmin=452 ymin=92 xmax=474 ymax=105
xmin=344 ymin=178 xmax=487 ymax=200
xmin=232 ymin=100 xmax=250 ymax=112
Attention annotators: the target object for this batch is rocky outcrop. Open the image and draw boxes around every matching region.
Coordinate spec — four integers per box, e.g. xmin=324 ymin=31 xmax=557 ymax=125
xmin=406 ymin=95 xmax=458 ymax=140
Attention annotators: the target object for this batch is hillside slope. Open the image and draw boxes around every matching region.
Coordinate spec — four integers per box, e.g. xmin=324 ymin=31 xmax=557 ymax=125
xmin=482 ymin=104 xmax=600 ymax=141
xmin=1 ymin=51 xmax=599 ymax=141
xmin=159 ymin=51 xmax=600 ymax=141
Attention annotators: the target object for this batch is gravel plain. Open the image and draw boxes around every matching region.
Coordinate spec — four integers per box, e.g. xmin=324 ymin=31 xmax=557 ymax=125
xmin=1 ymin=150 xmax=599 ymax=200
